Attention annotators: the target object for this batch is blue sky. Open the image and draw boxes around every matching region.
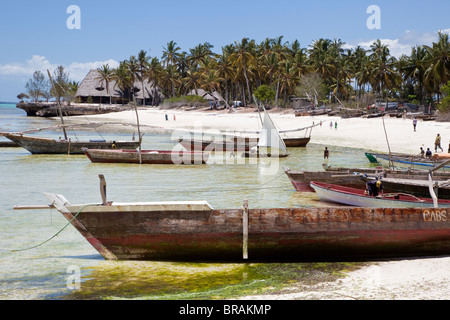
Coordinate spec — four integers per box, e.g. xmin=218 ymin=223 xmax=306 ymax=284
xmin=0 ymin=0 xmax=449 ymax=102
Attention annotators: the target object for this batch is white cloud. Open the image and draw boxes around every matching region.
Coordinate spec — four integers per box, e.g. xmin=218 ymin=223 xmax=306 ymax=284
xmin=345 ymin=29 xmax=450 ymax=58
xmin=67 ymin=59 xmax=119 ymax=81
xmin=0 ymin=55 xmax=119 ymax=82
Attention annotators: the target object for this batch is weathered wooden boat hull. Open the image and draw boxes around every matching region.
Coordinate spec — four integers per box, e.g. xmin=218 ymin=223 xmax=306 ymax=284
xmin=323 ymin=164 xmax=450 ymax=179
xmin=311 ymin=181 xmax=450 ymax=208
xmin=284 ymin=167 xmax=367 ymax=192
xmin=47 ymin=194 xmax=450 ymax=261
xmin=4 ymin=134 xmax=140 ymax=154
xmin=241 ymin=151 xmax=290 ymax=158
xmin=0 ymin=141 xmax=20 ymax=148
xmin=178 ymin=139 xmax=255 ymax=152
xmin=283 ymin=137 xmax=310 ymax=147
xmin=366 ymin=152 xmax=450 ymax=170
xmin=373 ymin=178 xmax=450 ymax=200
xmin=84 ymin=148 xmax=209 ymax=165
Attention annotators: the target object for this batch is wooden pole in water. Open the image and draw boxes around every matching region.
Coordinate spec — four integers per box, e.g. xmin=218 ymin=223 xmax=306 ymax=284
xmin=99 ymin=174 xmax=107 ymax=205
xmin=67 ymin=138 xmax=71 ymax=155
xmin=242 ymin=199 xmax=249 ymax=260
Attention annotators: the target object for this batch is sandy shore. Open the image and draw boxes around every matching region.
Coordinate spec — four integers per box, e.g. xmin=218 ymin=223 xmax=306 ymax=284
xmin=74 ymin=107 xmax=449 ymax=300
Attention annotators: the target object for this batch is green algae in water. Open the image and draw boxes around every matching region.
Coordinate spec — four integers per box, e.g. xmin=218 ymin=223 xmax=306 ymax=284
xmin=62 ymin=260 xmax=363 ymax=300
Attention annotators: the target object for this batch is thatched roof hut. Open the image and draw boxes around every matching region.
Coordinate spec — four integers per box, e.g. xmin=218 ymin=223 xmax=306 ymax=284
xmin=187 ymin=89 xmax=222 ymax=102
xmin=76 ymin=69 xmax=164 ymax=105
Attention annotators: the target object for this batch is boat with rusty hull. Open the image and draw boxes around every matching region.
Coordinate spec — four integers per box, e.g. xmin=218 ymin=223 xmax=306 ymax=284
xmin=310 ymin=181 xmax=450 ymax=208
xmin=3 ymin=133 xmax=140 ymax=155
xmin=284 ymin=167 xmax=369 ymax=192
xmin=83 ymin=148 xmax=209 ymax=165
xmin=17 ymin=177 xmax=449 ymax=262
xmin=286 ymin=165 xmax=450 ymax=196
xmin=177 ymin=136 xmax=258 ymax=152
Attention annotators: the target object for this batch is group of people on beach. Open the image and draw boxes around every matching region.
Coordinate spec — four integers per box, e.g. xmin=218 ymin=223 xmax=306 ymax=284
xmin=165 ymin=113 xmax=176 ymax=121
xmin=419 ymin=133 xmax=445 ymax=158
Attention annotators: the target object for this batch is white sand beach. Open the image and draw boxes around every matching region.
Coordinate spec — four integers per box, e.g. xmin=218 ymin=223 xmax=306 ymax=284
xmin=76 ymin=107 xmax=450 ymax=300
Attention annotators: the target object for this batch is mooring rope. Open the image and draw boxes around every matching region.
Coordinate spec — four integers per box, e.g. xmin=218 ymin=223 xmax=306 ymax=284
xmin=11 ymin=203 xmax=100 ymax=253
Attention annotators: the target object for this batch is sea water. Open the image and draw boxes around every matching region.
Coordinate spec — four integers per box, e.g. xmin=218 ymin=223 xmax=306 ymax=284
xmin=0 ymin=102 xmax=370 ymax=299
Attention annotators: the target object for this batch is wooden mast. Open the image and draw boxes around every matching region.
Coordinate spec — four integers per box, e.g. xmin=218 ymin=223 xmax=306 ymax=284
xmin=47 ymin=70 xmax=68 ymax=141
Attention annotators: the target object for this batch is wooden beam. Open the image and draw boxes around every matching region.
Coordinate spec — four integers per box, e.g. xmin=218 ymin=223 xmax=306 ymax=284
xmin=242 ymin=199 xmax=249 ymax=260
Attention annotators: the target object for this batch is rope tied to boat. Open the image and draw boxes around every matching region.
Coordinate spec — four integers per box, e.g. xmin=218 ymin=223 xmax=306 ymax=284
xmin=11 ymin=203 xmax=101 ymax=253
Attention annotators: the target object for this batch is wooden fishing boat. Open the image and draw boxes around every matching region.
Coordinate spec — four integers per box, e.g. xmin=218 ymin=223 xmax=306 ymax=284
xmin=360 ymin=177 xmax=450 ymax=200
xmin=283 ymin=167 xmax=368 ymax=192
xmin=322 ymin=164 xmax=450 ymax=179
xmin=310 ymin=181 xmax=450 ymax=208
xmin=365 ymin=152 xmax=450 ymax=170
xmin=286 ymin=165 xmax=450 ymax=193
xmin=178 ymin=136 xmax=258 ymax=152
xmin=179 ymin=136 xmax=309 ymax=151
xmin=282 ymin=137 xmax=310 ymax=147
xmin=15 ymin=175 xmax=450 ymax=260
xmin=0 ymin=140 xmax=19 ymax=148
xmin=83 ymin=148 xmax=209 ymax=165
xmin=3 ymin=133 xmax=140 ymax=155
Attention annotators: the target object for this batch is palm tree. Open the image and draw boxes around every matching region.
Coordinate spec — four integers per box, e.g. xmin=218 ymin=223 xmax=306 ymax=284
xmin=401 ymin=46 xmax=427 ymax=102
xmin=308 ymin=38 xmax=336 ymax=92
xmin=137 ymin=50 xmax=149 ymax=105
xmin=146 ymin=57 xmax=163 ymax=105
xmin=369 ymin=40 xmax=400 ymax=104
xmin=112 ymin=62 xmax=131 ymax=105
xmin=424 ymin=32 xmax=450 ymax=102
xmin=162 ymin=41 xmax=181 ymax=97
xmin=229 ymin=38 xmax=256 ymax=106
xmin=96 ymin=64 xmax=113 ymax=104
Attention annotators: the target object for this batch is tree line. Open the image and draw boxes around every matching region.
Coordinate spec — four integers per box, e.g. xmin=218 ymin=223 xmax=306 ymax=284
xmin=18 ymin=66 xmax=79 ymax=104
xmin=20 ymin=33 xmax=450 ymax=110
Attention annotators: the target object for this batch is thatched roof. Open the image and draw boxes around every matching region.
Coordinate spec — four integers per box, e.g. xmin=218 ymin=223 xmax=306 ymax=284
xmin=188 ymin=89 xmax=222 ymax=101
xmin=76 ymin=69 xmax=163 ymax=100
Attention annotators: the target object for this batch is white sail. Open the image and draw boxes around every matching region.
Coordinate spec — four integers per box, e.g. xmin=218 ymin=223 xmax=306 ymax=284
xmin=257 ymin=108 xmax=288 ymax=154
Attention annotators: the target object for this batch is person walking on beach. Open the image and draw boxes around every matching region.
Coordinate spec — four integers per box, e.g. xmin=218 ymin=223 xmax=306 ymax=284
xmin=435 ymin=134 xmax=443 ymax=152
xmin=413 ymin=118 xmax=417 ymax=132
xmin=324 ymin=147 xmax=329 ymax=159
xmin=165 ymin=113 xmax=168 ymax=121
xmin=330 ymin=121 xmax=333 ymax=129
xmin=426 ymin=148 xmax=432 ymax=158
xmin=334 ymin=121 xmax=338 ymax=130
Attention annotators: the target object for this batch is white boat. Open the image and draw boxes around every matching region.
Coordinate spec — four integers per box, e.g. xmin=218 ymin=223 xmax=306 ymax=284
xmin=242 ymin=103 xmax=290 ymax=158
xmin=310 ymin=181 xmax=450 ymax=208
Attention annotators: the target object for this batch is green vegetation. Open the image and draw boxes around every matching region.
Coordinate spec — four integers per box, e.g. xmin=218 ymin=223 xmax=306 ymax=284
xmin=164 ymin=95 xmax=207 ymax=104
xmin=254 ymin=85 xmax=276 ymax=107
xmin=439 ymin=81 xmax=450 ymax=111
xmin=21 ymin=66 xmax=78 ymax=104
xmin=110 ymin=33 xmax=449 ymax=108
xmin=62 ymin=260 xmax=362 ymax=300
